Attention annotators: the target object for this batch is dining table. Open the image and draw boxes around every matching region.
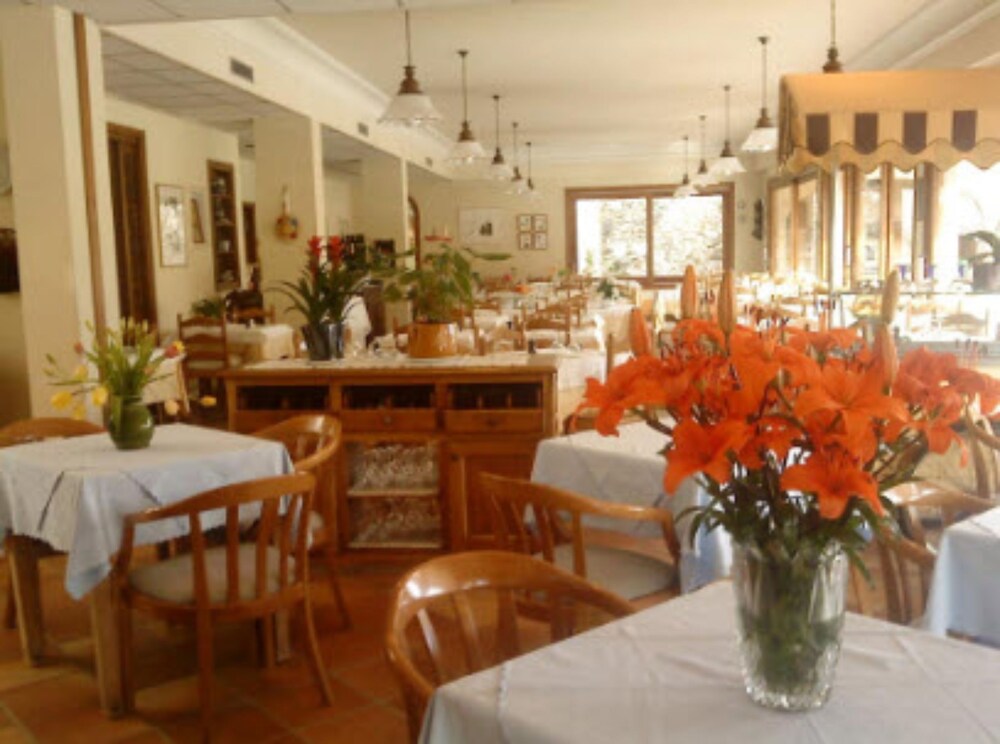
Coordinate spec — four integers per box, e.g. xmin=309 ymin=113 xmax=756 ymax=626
xmin=924 ymin=504 xmax=1000 ymax=646
xmin=531 ymin=421 xmax=731 ymax=593
xmin=421 ymin=581 xmax=1000 ymax=744
xmin=0 ymin=423 xmax=292 ymax=714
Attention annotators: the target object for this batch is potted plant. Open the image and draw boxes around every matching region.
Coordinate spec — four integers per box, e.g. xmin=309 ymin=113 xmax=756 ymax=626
xmin=190 ymin=295 xmax=226 ymax=319
xmin=45 ymin=319 xmax=185 ymax=450
xmin=273 ymin=236 xmax=376 ymax=360
xmin=963 ymin=230 xmax=1000 ymax=291
xmin=581 ymin=267 xmax=999 ymax=711
xmin=382 ymin=242 xmax=508 ymax=358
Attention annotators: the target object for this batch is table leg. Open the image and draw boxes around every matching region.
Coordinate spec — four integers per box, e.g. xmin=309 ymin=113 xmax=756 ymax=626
xmin=6 ymin=536 xmax=46 ymax=665
xmin=88 ymin=578 xmax=125 ymax=718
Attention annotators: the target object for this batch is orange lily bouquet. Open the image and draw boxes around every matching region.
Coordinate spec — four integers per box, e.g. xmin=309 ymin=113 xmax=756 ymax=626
xmin=582 ymin=270 xmax=1000 ymax=558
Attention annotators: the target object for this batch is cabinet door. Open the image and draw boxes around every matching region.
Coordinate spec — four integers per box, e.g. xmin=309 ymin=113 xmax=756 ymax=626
xmin=447 ymin=440 xmax=537 ymax=550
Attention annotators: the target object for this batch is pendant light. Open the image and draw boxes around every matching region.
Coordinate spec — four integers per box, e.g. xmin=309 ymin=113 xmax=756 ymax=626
xmin=508 ymin=122 xmax=530 ymax=195
xmin=488 ymin=94 xmax=513 ymax=180
xmin=447 ymin=50 xmax=486 ymax=164
xmin=379 ymin=9 xmax=441 ymax=127
xmin=741 ymin=36 xmax=778 ymax=153
xmin=708 ymin=85 xmax=745 ymax=179
xmin=691 ymin=115 xmax=715 ymax=188
xmin=675 ymin=135 xmax=697 ymax=198
xmin=526 ymin=141 xmax=542 ymax=200
xmin=823 ymin=0 xmax=843 ymax=72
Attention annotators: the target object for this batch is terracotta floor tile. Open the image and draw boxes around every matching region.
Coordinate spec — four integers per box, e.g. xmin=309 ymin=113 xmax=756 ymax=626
xmin=0 ymin=661 xmax=69 ymax=693
xmin=295 ymin=703 xmax=407 ymax=744
xmin=332 ymin=659 xmax=402 ymax=707
xmin=150 ymin=701 xmax=290 ymax=744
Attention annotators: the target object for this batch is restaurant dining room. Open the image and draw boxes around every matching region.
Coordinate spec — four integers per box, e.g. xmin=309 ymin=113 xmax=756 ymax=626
xmin=1 ymin=0 xmax=1000 ymax=742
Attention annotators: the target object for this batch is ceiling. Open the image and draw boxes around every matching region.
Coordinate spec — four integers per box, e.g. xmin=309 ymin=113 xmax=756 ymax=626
xmin=280 ymin=0 xmax=998 ymax=163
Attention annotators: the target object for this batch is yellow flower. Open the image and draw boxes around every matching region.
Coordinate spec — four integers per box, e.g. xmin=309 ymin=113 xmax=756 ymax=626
xmin=200 ymin=396 xmax=217 ymax=408
xmin=172 ymin=340 xmax=185 ymax=354
xmin=164 ymin=399 xmax=180 ymax=417
xmin=71 ymin=403 xmax=87 ymax=421
xmin=91 ymin=386 xmax=109 ymax=407
xmin=72 ymin=364 xmax=89 ymax=381
xmin=51 ymin=390 xmax=74 ymax=410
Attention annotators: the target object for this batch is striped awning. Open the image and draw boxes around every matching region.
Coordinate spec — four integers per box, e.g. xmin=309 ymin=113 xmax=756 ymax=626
xmin=779 ymin=69 xmax=1000 ymax=174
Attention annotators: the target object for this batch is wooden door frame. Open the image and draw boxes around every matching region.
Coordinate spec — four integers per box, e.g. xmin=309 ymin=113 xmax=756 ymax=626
xmin=408 ymin=196 xmax=422 ymax=265
xmin=107 ymin=122 xmax=157 ymax=327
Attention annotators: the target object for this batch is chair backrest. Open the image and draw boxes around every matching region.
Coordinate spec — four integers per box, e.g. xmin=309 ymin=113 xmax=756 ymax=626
xmin=520 ymin=305 xmax=573 ymax=347
xmin=385 ymin=550 xmax=635 ymax=742
xmin=252 ymin=414 xmax=341 ymax=473
xmin=0 ymin=417 xmax=103 ymax=448
xmin=876 ymin=488 xmax=992 ymax=625
xmin=176 ymin=314 xmax=229 ymax=372
xmin=481 ymin=473 xmax=680 ymax=577
xmin=115 ymin=473 xmax=315 ymax=613
xmin=966 ymin=412 xmax=1000 ymax=501
xmin=230 ymin=306 xmax=275 ymax=326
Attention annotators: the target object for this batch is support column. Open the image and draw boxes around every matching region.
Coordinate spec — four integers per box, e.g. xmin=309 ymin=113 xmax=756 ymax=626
xmin=360 ymin=151 xmax=409 ymax=328
xmin=0 ymin=5 xmax=117 ymax=416
xmin=253 ymin=115 xmax=325 ymax=324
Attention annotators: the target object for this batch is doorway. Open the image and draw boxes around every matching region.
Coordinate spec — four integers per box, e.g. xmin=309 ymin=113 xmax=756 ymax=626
xmin=107 ymin=123 xmax=157 ymax=327
xmin=242 ymin=202 xmax=258 ymax=268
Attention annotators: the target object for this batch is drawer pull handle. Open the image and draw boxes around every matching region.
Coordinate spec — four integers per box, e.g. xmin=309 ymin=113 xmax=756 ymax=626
xmin=484 ymin=416 xmax=500 ymax=428
xmin=382 ymin=415 xmax=393 ymax=426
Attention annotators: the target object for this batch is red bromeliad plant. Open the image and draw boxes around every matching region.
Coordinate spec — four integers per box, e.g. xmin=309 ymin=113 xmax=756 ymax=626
xmin=582 ymin=275 xmax=1000 ymax=563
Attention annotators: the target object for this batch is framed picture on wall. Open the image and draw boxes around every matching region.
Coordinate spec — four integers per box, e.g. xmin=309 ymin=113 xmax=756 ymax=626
xmin=189 ymin=189 xmax=207 ymax=244
xmin=532 ymin=231 xmax=548 ymax=250
xmin=518 ymin=232 xmax=533 ymax=250
xmin=459 ymin=208 xmax=509 ymax=247
xmin=517 ymin=214 xmax=533 ymax=232
xmin=156 ymin=184 xmax=187 ymax=267
xmin=532 ymin=214 xmax=548 ymax=232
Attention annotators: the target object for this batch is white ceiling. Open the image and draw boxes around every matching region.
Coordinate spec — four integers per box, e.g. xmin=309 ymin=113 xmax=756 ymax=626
xmin=102 ymin=33 xmax=288 ymax=129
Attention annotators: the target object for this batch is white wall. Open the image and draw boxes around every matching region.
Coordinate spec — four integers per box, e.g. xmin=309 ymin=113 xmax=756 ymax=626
xmin=0 ymin=52 xmax=30 ymax=424
xmin=105 ymin=95 xmax=246 ymax=337
xmin=323 ymin=163 xmax=360 ymax=236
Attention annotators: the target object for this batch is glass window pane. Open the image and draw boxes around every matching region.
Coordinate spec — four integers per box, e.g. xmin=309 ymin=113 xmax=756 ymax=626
xmin=651 ymin=194 xmax=724 ymax=276
xmin=938 ymin=161 xmax=1000 ymax=284
xmin=795 ymin=178 xmax=821 ymax=279
xmin=770 ymin=184 xmax=794 ymax=276
xmin=575 ymin=198 xmax=647 ymax=276
xmin=860 ymin=170 xmax=884 ymax=281
xmin=889 ymin=168 xmax=915 ymax=278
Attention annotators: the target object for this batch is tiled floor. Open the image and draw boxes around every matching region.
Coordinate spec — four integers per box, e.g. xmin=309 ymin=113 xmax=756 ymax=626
xmin=0 ymin=554 xmax=418 ymax=743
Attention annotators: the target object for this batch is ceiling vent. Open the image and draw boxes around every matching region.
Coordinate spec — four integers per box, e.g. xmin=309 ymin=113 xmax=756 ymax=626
xmin=425 ymin=157 xmax=434 ymax=168
xmin=230 ymin=58 xmax=254 ymax=83
xmin=357 ymin=122 xmax=370 ymax=137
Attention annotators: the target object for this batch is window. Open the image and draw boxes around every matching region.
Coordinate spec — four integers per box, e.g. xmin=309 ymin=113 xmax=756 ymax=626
xmin=568 ymin=185 xmax=733 ymax=281
xmin=767 ymin=172 xmax=824 ymax=280
xmin=937 ymin=161 xmax=1000 ymax=283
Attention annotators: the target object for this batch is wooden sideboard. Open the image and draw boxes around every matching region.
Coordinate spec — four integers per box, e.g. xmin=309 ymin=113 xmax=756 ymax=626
xmin=224 ymin=359 xmax=558 ymax=554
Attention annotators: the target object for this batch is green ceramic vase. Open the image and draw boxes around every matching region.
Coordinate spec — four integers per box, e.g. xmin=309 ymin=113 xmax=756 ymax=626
xmin=107 ymin=395 xmax=154 ymax=450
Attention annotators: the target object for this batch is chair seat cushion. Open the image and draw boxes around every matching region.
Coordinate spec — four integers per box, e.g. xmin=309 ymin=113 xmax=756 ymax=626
xmin=552 ymin=543 xmax=675 ymax=601
xmin=128 ymin=544 xmax=294 ymax=604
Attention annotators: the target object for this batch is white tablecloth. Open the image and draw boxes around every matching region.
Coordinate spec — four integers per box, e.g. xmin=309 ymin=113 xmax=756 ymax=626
xmin=0 ymin=424 xmax=291 ymax=598
xmin=585 ymin=300 xmax=634 ymax=344
xmin=224 ymin=323 xmax=297 ymax=362
xmin=422 ymin=582 xmax=1000 ymax=744
xmin=531 ymin=422 xmax=731 ymax=593
xmin=925 ymin=505 xmax=1000 ymax=645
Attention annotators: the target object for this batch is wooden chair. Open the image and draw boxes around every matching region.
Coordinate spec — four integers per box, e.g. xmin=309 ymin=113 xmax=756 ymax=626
xmin=966 ymin=412 xmax=1000 ymax=502
xmin=252 ymin=415 xmax=350 ymax=628
xmin=176 ymin=314 xmax=231 ymax=399
xmin=385 ymin=550 xmax=635 ymax=743
xmin=0 ymin=417 xmax=103 ymax=631
xmin=874 ymin=489 xmax=992 ymax=625
xmin=482 ymin=473 xmax=681 ymax=607
xmin=520 ymin=305 xmax=573 ymax=348
xmin=115 ymin=473 xmax=332 ymax=739
xmin=230 ymin=305 xmax=275 ymax=326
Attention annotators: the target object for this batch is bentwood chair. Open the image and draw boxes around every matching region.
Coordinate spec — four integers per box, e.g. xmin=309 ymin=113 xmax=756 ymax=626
xmin=385 ymin=551 xmax=635 ymax=743
xmin=0 ymin=417 xmax=104 ymax=631
xmin=482 ymin=473 xmax=681 ymax=607
xmin=252 ymin=415 xmax=350 ymax=628
xmin=115 ymin=473 xmax=332 ymax=740
xmin=176 ymin=314 xmax=232 ymax=400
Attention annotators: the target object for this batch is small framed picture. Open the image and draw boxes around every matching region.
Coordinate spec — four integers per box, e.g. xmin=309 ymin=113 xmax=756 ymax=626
xmin=533 ymin=214 xmax=548 ymax=232
xmin=518 ymin=232 xmax=533 ymax=250
xmin=532 ymin=232 xmax=548 ymax=250
xmin=156 ymin=184 xmax=187 ymax=267
xmin=517 ymin=214 xmax=533 ymax=232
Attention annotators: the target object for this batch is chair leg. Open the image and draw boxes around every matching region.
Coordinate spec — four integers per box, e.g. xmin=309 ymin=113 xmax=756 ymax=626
xmin=323 ymin=544 xmax=351 ymax=631
xmin=194 ymin=611 xmax=215 ymax=742
xmin=256 ymin=616 xmax=276 ymax=670
xmin=300 ymin=594 xmax=333 ymax=706
xmin=3 ymin=566 xmax=16 ymax=629
xmin=117 ymin=598 xmax=136 ymax=713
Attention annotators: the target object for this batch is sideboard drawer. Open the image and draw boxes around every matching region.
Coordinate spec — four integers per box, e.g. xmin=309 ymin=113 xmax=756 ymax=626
xmin=340 ymin=409 xmax=438 ymax=433
xmin=444 ymin=409 xmax=543 ymax=434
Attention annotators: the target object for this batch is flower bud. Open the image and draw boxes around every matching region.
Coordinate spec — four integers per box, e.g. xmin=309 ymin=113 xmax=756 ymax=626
xmin=717 ymin=270 xmax=736 ymax=335
xmin=91 ymin=386 xmax=109 ymax=407
xmin=880 ymin=270 xmax=900 ymax=325
xmin=164 ymin=399 xmax=180 ymax=417
xmin=873 ymin=324 xmax=898 ymax=388
xmin=680 ymin=265 xmax=698 ymax=319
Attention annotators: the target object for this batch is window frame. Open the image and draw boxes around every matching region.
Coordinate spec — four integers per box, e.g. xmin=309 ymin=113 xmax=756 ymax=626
xmin=766 ymin=169 xmax=830 ymax=280
xmin=565 ymin=183 xmax=735 ymax=285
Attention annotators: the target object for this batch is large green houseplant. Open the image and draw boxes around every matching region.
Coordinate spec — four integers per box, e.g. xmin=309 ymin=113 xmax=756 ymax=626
xmin=383 ymin=242 xmax=508 ymax=357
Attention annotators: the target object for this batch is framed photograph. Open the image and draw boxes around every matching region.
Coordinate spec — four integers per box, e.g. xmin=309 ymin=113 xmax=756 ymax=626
xmin=517 ymin=214 xmax=533 ymax=232
xmin=189 ymin=188 xmax=207 ymax=244
xmin=518 ymin=232 xmax=533 ymax=250
xmin=156 ymin=184 xmax=187 ymax=267
xmin=532 ymin=231 xmax=549 ymax=250
xmin=532 ymin=214 xmax=548 ymax=232
xmin=459 ymin=208 xmax=509 ymax=247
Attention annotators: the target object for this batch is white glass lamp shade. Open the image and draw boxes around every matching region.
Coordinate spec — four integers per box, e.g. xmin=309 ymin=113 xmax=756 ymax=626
xmin=741 ymin=124 xmax=778 ymax=154
xmin=691 ymin=169 xmax=716 ymax=188
xmin=675 ymin=180 xmax=697 ymax=198
xmin=379 ymin=66 xmax=442 ymax=126
xmin=448 ymin=134 xmax=487 ymax=164
xmin=709 ymin=143 xmax=746 ymax=178
xmin=489 ymin=152 xmax=513 ymax=181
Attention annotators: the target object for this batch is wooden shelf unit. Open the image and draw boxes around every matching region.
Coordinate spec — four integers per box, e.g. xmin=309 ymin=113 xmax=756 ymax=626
xmin=224 ymin=361 xmax=558 ymax=553
xmin=207 ymin=160 xmax=240 ymax=291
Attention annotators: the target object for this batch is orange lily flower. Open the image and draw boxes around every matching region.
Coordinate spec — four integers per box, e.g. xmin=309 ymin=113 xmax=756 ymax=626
xmin=781 ymin=450 xmax=882 ymax=520
xmin=664 ymin=419 xmax=749 ymax=493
